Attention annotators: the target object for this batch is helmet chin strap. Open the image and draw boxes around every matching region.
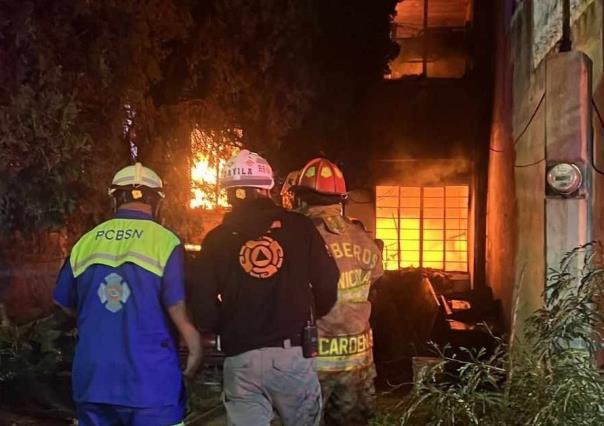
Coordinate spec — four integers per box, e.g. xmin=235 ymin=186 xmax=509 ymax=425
xmin=153 ymin=199 xmax=162 ymax=219
xmin=292 ymin=197 xmax=307 ymax=214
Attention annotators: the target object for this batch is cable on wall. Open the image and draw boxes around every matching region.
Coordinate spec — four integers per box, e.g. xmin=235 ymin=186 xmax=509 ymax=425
xmin=489 ymin=92 xmax=546 ymax=153
xmin=513 ymin=92 xmax=546 ymax=146
xmin=514 ymin=158 xmax=546 ymax=168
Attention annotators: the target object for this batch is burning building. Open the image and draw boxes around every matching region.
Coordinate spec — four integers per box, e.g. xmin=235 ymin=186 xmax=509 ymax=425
xmin=344 ymin=0 xmax=492 ymax=296
xmin=373 ymin=166 xmax=471 ymax=273
xmin=387 ymin=0 xmax=472 ymax=79
xmin=330 ymin=0 xmax=500 ymax=382
xmin=368 ymin=0 xmax=604 ymax=356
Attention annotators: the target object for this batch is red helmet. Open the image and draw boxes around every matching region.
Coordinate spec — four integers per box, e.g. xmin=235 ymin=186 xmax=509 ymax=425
xmin=296 ymin=158 xmax=347 ymax=196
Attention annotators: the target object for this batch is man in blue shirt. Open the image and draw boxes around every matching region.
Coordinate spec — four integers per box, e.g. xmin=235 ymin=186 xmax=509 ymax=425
xmin=54 ymin=163 xmax=201 ymax=426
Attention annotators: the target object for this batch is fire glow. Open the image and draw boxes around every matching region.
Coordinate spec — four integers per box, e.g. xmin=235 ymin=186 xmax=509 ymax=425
xmin=190 ymin=129 xmax=240 ymax=209
xmin=376 ymin=185 xmax=469 ymax=272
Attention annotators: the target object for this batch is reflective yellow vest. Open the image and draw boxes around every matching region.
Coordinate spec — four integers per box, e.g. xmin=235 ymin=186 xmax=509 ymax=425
xmin=70 ymin=218 xmax=180 ymax=278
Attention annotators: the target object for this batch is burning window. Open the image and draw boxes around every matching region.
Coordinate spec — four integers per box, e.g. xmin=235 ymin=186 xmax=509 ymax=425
xmin=375 ymin=185 xmax=469 ymax=272
xmin=386 ymin=0 xmax=472 ymax=79
xmin=190 ymin=129 xmax=240 ymax=209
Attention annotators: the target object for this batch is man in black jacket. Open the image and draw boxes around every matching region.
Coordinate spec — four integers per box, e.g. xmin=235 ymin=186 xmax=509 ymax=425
xmin=192 ymin=150 xmax=339 ymax=426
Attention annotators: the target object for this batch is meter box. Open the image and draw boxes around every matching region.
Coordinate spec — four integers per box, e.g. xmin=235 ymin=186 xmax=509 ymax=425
xmin=545 ymin=162 xmax=585 ymax=197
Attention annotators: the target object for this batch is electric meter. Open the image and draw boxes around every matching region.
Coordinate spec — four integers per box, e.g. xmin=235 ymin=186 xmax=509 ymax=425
xmin=546 ymin=162 xmax=583 ymax=195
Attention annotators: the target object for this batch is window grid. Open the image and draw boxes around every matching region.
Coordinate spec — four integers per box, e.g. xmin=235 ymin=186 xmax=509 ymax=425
xmin=376 ymin=185 xmax=469 ymax=272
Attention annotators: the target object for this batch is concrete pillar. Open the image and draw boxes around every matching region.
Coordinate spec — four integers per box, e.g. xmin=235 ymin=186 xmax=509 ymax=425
xmin=545 ymin=52 xmax=592 ymax=275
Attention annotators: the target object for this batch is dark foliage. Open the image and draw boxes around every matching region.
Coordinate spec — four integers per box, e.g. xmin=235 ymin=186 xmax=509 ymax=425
xmin=0 ymin=0 xmax=190 ymax=231
xmin=0 ymin=0 xmax=398 ymax=232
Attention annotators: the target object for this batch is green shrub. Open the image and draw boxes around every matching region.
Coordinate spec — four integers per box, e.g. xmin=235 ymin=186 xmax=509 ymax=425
xmin=0 ymin=312 xmax=73 ymax=385
xmin=395 ymin=243 xmax=604 ymax=426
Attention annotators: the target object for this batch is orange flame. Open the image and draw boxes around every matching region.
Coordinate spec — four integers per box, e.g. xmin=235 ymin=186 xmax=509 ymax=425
xmin=190 ymin=129 xmax=240 ymax=209
xmin=376 ymin=185 xmax=469 ymax=272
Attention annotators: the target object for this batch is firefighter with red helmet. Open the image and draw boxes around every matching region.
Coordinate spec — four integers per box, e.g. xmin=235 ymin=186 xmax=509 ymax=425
xmin=292 ymin=158 xmax=384 ymax=426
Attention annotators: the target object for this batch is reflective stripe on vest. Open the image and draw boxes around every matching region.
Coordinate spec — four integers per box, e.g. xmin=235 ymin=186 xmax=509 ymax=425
xmin=317 ymin=329 xmax=374 ymax=372
xmin=70 ymin=218 xmax=180 ymax=277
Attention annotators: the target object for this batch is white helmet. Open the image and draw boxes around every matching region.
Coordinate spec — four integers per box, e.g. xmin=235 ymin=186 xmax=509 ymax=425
xmin=220 ymin=150 xmax=274 ymax=190
xmin=108 ymin=162 xmax=165 ymax=198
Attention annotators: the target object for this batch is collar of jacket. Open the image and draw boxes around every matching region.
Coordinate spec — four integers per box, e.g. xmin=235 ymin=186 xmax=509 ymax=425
xmin=223 ymin=198 xmax=283 ymax=238
xmin=228 ymin=197 xmax=279 ymax=217
xmin=114 ymin=207 xmax=154 ymax=220
xmin=304 ymin=204 xmax=343 ymax=219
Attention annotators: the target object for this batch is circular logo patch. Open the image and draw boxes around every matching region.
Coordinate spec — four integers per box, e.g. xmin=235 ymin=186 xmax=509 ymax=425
xmin=239 ymin=236 xmax=284 ymax=279
xmin=98 ymin=273 xmax=131 ymax=313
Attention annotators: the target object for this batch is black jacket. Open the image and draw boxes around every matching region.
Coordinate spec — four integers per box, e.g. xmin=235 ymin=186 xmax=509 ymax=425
xmin=191 ymin=198 xmax=339 ymax=356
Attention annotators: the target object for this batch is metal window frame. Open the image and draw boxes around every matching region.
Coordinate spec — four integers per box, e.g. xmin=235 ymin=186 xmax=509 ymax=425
xmin=375 ymin=185 xmax=469 ymax=272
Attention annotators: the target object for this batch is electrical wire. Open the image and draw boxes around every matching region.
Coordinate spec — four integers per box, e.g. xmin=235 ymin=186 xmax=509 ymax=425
xmin=590 ymin=98 xmax=604 ymax=176
xmin=495 ymin=95 xmax=604 ymax=171
xmin=480 ymin=93 xmax=604 ymax=173
xmin=514 ymin=92 xmax=546 ymax=146
xmin=489 ymin=92 xmax=546 ymax=153
xmin=514 ymin=158 xmax=546 ymax=168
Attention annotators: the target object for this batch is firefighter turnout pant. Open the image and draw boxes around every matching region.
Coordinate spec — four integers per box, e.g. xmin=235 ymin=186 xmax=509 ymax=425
xmin=223 ymin=346 xmax=322 ymax=426
xmin=319 ymin=365 xmax=377 ymax=426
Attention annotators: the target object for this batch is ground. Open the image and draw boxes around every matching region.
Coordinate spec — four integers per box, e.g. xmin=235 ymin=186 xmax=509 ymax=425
xmin=0 ymin=412 xmax=69 ymax=426
xmin=0 ymin=386 xmax=408 ymax=426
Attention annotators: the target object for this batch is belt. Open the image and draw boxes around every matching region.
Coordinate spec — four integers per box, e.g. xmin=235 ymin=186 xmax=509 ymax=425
xmin=266 ymin=333 xmax=302 ymax=349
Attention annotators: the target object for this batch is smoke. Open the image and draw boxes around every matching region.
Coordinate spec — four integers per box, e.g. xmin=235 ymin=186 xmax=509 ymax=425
xmin=373 ymin=156 xmax=473 ymax=187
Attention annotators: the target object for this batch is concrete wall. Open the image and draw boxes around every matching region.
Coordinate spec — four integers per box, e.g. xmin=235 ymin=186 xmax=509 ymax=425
xmin=485 ymin=0 xmax=516 ymax=330
xmin=508 ymin=2 xmax=547 ymax=334
xmin=533 ymin=0 xmax=596 ymax=68
xmin=486 ymin=0 xmax=603 ymax=334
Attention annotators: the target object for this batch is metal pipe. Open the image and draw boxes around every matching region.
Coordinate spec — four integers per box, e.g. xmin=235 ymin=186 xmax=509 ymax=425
xmin=560 ymin=0 xmax=572 ymax=52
